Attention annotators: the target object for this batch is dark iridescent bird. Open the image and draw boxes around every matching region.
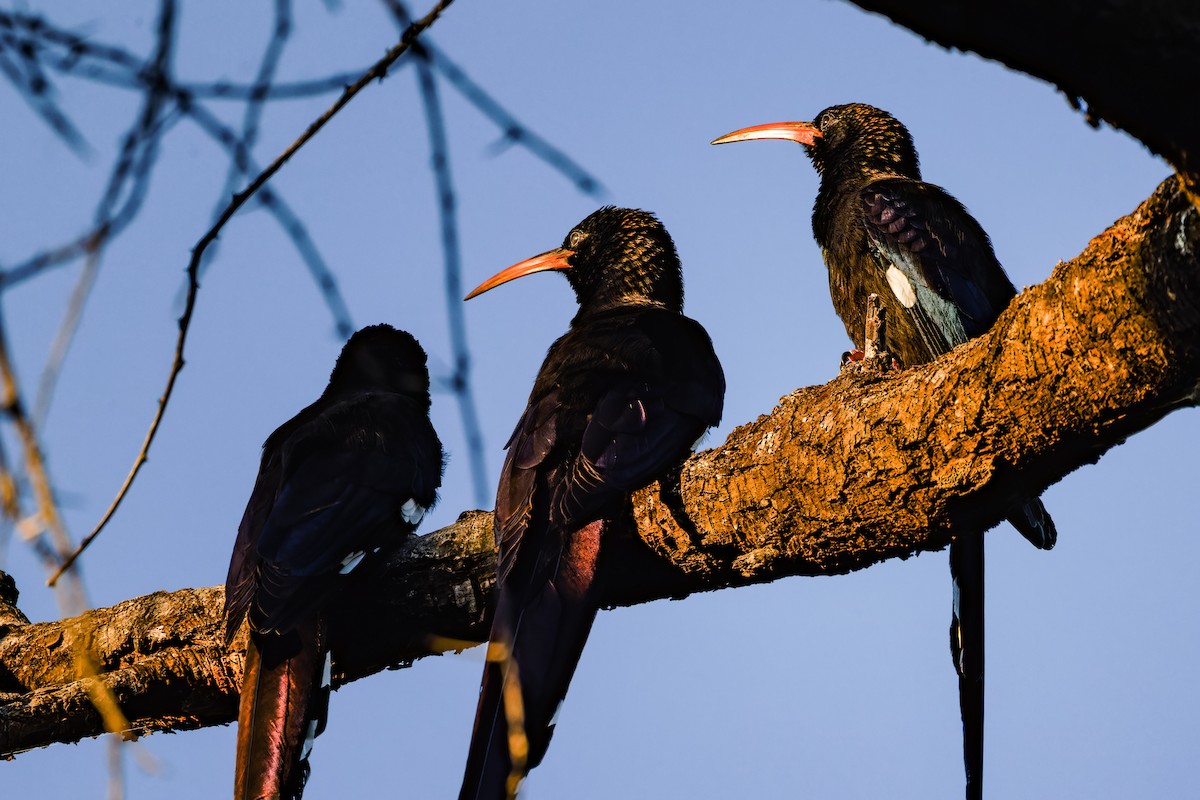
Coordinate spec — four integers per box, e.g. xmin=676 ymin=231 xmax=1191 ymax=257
xmin=713 ymin=103 xmax=1055 ymax=800
xmin=223 ymin=324 xmax=443 ymax=800
xmin=459 ymin=207 xmax=725 ymax=800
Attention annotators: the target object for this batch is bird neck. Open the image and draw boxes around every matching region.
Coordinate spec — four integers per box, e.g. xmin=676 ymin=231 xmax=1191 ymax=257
xmin=570 ymin=268 xmax=683 ymax=318
xmin=812 ymin=175 xmax=864 ymax=250
xmin=324 ymin=371 xmax=431 ymax=408
xmin=571 ymin=295 xmax=671 ymax=324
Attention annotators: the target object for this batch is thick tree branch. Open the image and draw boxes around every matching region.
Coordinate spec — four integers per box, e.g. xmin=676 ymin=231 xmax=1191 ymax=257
xmin=842 ymin=0 xmax=1200 ymax=201
xmin=2 ymin=176 xmax=1197 ymax=756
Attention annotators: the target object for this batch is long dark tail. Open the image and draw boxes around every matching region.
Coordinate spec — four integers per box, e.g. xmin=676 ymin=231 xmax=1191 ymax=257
xmin=235 ymin=617 xmax=330 ymax=800
xmin=1006 ymin=496 xmax=1056 ymax=550
xmin=459 ymin=520 xmax=604 ymax=800
xmin=949 ymin=534 xmax=984 ymax=800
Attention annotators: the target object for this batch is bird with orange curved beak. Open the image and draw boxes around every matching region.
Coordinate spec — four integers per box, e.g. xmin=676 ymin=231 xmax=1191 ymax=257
xmin=459 ymin=206 xmax=724 ymax=799
xmin=713 ymin=103 xmax=1056 ymax=800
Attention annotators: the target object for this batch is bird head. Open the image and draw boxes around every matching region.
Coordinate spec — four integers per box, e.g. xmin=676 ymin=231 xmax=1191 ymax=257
xmin=465 ymin=206 xmax=684 ymax=315
xmin=326 ymin=324 xmax=431 ymax=405
xmin=712 ymin=102 xmax=921 ymax=184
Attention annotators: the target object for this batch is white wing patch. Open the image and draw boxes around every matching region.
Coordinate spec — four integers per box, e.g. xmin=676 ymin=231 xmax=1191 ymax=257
xmin=301 ymin=719 xmax=318 ymax=760
xmin=871 ymin=227 xmax=968 ymax=352
xmin=549 ymin=699 xmax=564 ymax=727
xmin=886 ymin=265 xmax=917 ymax=308
xmin=338 ymin=550 xmax=365 ymax=574
xmin=301 ymin=651 xmax=332 ymax=759
xmin=401 ymin=498 xmax=426 ymax=525
xmin=879 ymin=247 xmax=968 ymax=349
xmin=951 ymin=579 xmax=965 ymax=673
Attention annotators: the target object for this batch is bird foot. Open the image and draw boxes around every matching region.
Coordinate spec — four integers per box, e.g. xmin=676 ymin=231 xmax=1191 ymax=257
xmin=841 ymin=349 xmax=866 ymax=367
xmin=841 ymin=348 xmax=901 ymax=373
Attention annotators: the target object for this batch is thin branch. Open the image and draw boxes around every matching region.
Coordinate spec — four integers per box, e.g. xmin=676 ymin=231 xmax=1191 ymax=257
xmin=32 ymin=250 xmax=100 ymax=428
xmin=0 ymin=29 xmax=91 ymax=156
xmin=198 ymin=0 xmax=293 ymax=282
xmin=0 ymin=107 xmax=183 ymax=291
xmin=0 ymin=229 xmax=98 ymax=290
xmin=385 ymin=0 xmax=488 ymax=504
xmin=215 ymin=0 xmax=293 ymax=198
xmin=0 ymin=303 xmax=73 ymax=563
xmin=43 ymin=0 xmax=177 ymax=584
xmin=34 ymin=23 xmax=176 ymax=428
xmin=0 ymin=304 xmax=132 ymax=748
xmin=175 ymin=88 xmax=358 ymax=336
xmin=1 ymin=3 xmax=183 ymax=774
xmin=0 ymin=8 xmax=606 ymax=196
xmin=0 ymin=11 xmax=363 ymax=101
xmin=254 ymin=190 xmax=355 ymax=338
xmin=46 ymin=0 xmax=459 ymax=587
xmin=106 ymin=736 xmax=125 ymax=800
xmin=190 ymin=0 xmax=357 ymax=337
xmin=427 ymin=47 xmax=605 ymax=199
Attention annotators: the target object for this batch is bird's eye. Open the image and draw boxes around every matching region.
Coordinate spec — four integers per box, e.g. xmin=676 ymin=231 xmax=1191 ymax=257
xmin=568 ymin=230 xmax=587 ymax=249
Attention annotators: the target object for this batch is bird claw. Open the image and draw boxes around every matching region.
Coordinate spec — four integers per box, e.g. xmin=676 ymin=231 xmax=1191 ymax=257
xmin=841 ymin=348 xmax=902 ymax=373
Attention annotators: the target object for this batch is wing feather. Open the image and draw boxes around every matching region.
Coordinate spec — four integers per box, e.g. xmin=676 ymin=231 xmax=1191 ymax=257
xmin=860 ymin=179 xmax=1017 ymax=354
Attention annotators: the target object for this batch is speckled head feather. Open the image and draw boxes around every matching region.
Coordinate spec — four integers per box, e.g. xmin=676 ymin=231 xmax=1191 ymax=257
xmin=325 ymin=323 xmax=431 ymax=405
xmin=561 ymin=206 xmax=684 ymax=315
xmin=805 ymin=103 xmax=921 ymax=184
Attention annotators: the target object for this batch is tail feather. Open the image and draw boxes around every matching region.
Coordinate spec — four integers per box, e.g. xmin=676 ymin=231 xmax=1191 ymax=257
xmin=1006 ymin=496 xmax=1057 ymax=550
xmin=459 ymin=520 xmax=603 ymax=800
xmin=235 ymin=617 xmax=330 ymax=800
xmin=458 ymin=633 xmax=528 ymax=800
xmin=949 ymin=535 xmax=984 ymax=800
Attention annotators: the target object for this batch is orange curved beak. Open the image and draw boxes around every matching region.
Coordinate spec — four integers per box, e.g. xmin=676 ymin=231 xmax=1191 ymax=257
xmin=710 ymin=121 xmax=822 ymax=146
xmin=464 ymin=247 xmax=575 ymax=301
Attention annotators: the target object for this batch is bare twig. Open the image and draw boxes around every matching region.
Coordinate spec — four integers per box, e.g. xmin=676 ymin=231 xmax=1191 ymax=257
xmin=217 ymin=0 xmax=293 ymax=183
xmin=44 ymin=0 xmax=179 ymax=583
xmin=106 ymin=735 xmax=125 ymax=800
xmin=0 ymin=28 xmax=91 ymax=156
xmin=190 ymin=0 xmax=357 ymax=337
xmin=0 ymin=10 xmax=364 ymax=100
xmin=254 ymin=190 xmax=356 ymax=337
xmin=0 ymin=308 xmax=73 ymax=561
xmin=32 ymin=246 xmax=100 ymax=429
xmin=0 ymin=436 xmax=22 ymax=561
xmin=427 ymin=47 xmax=605 ymax=199
xmin=0 ymin=305 xmax=132 ymax=747
xmin=0 ymin=106 xmax=182 ymax=291
xmin=177 ymin=100 xmax=355 ymax=334
xmin=5 ymin=4 xmax=185 ymax=780
xmin=0 ymin=229 xmax=98 ymax=289
xmin=47 ymin=0 xmax=458 ymax=586
xmin=198 ymin=0 xmax=294 ymax=283
xmin=385 ymin=0 xmax=489 ymax=504
xmin=29 ymin=33 xmax=184 ymax=421
xmin=1 ymin=8 xmax=605 ymax=196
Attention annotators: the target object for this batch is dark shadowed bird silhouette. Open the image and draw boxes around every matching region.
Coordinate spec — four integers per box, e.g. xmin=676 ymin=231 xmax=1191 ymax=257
xmin=224 ymin=324 xmax=443 ymax=800
xmin=714 ymin=103 xmax=1056 ymax=800
xmin=459 ymin=207 xmax=725 ymax=800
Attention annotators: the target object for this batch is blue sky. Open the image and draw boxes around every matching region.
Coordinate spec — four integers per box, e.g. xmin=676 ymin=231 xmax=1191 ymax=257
xmin=2 ymin=2 xmax=1195 ymax=798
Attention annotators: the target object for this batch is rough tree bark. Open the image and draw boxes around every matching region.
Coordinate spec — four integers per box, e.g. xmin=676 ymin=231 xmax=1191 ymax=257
xmin=3 ymin=175 xmax=1197 ymax=756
